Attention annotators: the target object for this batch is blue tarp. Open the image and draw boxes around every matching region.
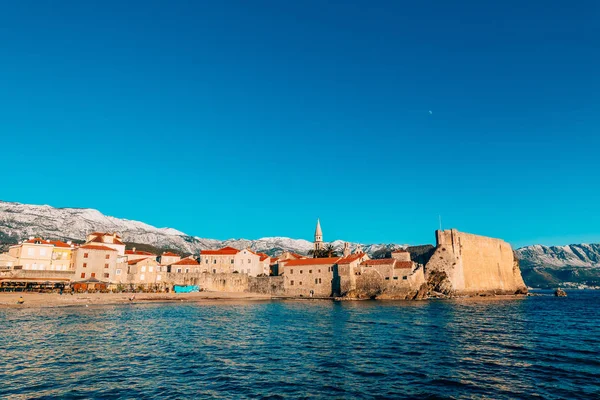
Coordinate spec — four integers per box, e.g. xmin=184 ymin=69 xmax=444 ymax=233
xmin=173 ymin=285 xmax=200 ymax=293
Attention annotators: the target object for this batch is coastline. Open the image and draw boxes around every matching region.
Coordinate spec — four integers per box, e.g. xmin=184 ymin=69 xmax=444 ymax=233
xmin=0 ymin=291 xmax=531 ymax=309
xmin=0 ymin=292 xmax=273 ymax=309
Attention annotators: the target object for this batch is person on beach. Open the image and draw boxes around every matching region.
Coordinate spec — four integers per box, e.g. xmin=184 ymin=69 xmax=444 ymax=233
xmin=17 ymin=296 xmax=24 ymax=305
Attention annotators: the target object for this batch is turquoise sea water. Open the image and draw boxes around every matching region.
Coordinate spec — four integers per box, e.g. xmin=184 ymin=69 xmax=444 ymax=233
xmin=1 ymin=291 xmax=599 ymax=399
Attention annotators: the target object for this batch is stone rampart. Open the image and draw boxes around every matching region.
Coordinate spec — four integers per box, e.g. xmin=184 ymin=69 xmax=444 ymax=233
xmin=426 ymin=229 xmax=527 ymax=295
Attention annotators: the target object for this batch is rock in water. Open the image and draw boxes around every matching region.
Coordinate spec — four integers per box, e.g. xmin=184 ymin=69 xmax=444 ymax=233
xmin=554 ymin=288 xmax=567 ymax=297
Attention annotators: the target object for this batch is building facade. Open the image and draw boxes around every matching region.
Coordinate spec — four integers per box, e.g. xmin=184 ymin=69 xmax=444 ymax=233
xmin=73 ymin=245 xmax=118 ymax=282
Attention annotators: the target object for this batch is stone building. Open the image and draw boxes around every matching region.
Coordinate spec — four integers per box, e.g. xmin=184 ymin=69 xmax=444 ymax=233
xmin=73 ymin=244 xmax=119 ymax=283
xmin=7 ymin=238 xmax=75 ymax=271
xmin=158 ymin=251 xmax=181 ymax=266
xmin=0 ymin=253 xmax=18 ymax=270
xmin=169 ymin=257 xmax=200 ymax=273
xmin=337 ymin=252 xmax=370 ymax=294
xmin=125 ymin=248 xmax=156 ymax=262
xmin=256 ymin=253 xmax=271 ymax=276
xmin=123 ymin=257 xmax=161 ymax=288
xmin=85 ymin=232 xmax=126 ymax=256
xmin=281 ymin=257 xmax=341 ymax=297
xmin=199 ymin=247 xmax=264 ymax=276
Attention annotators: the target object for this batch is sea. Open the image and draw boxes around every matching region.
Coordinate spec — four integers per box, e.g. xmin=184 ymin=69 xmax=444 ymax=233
xmin=1 ymin=290 xmax=599 ymax=399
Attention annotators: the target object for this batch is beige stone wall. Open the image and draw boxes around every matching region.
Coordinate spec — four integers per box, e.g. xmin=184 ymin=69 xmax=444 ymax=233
xmin=8 ymin=243 xmax=54 ymax=270
xmin=73 ymin=248 xmax=118 ymax=283
xmin=427 ymin=229 xmax=527 ymax=294
xmin=283 ymin=263 xmax=336 ymax=297
xmin=199 ymin=254 xmax=236 ymax=274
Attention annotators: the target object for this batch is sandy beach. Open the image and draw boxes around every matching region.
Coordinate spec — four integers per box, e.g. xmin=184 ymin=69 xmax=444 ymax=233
xmin=0 ymin=291 xmax=273 ymax=308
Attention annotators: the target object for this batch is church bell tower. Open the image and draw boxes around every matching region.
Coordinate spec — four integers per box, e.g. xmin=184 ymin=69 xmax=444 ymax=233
xmin=314 ymin=218 xmax=323 ymax=253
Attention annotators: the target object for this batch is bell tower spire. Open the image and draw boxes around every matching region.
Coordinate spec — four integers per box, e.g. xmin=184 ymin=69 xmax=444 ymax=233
xmin=314 ymin=218 xmax=323 ymax=252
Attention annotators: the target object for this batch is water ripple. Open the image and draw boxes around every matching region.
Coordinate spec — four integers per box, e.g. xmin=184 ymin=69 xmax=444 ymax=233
xmin=1 ymin=291 xmax=599 ymax=399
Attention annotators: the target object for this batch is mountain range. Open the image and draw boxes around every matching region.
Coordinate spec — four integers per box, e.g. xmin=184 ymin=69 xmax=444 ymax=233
xmin=515 ymin=244 xmax=600 ymax=288
xmin=2 ymin=200 xmax=599 ymax=288
xmin=0 ymin=201 xmax=401 ymax=257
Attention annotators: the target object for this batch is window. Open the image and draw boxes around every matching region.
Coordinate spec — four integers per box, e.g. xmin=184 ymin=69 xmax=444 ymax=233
xmin=103 ymin=273 xmax=109 ymax=278
xmin=81 ymin=273 xmax=85 ymax=278
xmin=91 ymin=273 xmax=96 ymax=278
xmin=116 ymin=269 xmax=122 ymax=275
xmin=290 ymin=280 xmax=294 ymax=286
xmin=206 ymin=259 xmax=209 ymax=264
xmin=213 ymin=269 xmax=216 ymax=273
xmin=140 ymin=274 xmax=145 ymax=280
xmin=28 ymin=248 xmax=34 ymax=256
xmin=319 ymin=278 xmax=322 ymax=284
xmin=149 ymin=266 xmax=154 ymax=272
xmin=185 ymin=268 xmax=190 ymax=273
xmin=105 ymin=254 xmax=110 ymax=260
xmin=83 ymin=263 xmax=87 ymax=268
xmin=40 ymin=248 xmax=47 ymax=256
xmin=177 ymin=268 xmax=182 ymax=273
xmin=231 ymin=259 xmax=234 ymax=264
xmin=299 ymin=281 xmax=302 ymax=285
xmin=157 ymin=275 xmax=161 ymax=281
xmin=318 ymin=269 xmax=321 ymax=273
xmin=290 ymin=269 xmax=293 ymax=274
xmin=141 ymin=266 xmax=146 ymax=272
xmin=315 ymin=279 xmax=318 ymax=284
xmin=248 ymin=259 xmax=251 ymax=263
xmin=309 ymin=270 xmax=312 ymax=273
xmin=300 ymin=270 xmax=303 ymax=274
xmin=104 ymin=264 xmax=109 ymax=269
xmin=403 ymin=276 xmax=408 ymax=280
xmin=84 ymin=253 xmax=89 ymax=258
xmin=385 ymin=277 xmax=390 ymax=280
xmin=393 ymin=277 xmax=398 ymax=280
xmin=40 ymin=263 xmax=45 ymax=270
xmin=214 ymin=260 xmax=217 ymax=264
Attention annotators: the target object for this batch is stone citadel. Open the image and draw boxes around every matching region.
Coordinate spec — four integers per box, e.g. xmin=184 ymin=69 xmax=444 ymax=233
xmin=0 ymin=220 xmax=527 ymax=299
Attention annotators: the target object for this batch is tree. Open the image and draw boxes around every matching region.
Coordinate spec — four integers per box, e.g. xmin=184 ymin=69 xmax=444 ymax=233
xmin=308 ymin=244 xmax=338 ymax=258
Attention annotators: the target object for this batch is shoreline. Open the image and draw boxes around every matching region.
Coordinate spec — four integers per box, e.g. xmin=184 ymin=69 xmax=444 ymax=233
xmin=0 ymin=291 xmax=531 ymax=309
xmin=0 ymin=292 xmax=273 ymax=309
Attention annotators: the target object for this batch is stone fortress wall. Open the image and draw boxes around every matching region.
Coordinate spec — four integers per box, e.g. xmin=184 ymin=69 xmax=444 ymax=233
xmin=425 ymin=229 xmax=527 ymax=295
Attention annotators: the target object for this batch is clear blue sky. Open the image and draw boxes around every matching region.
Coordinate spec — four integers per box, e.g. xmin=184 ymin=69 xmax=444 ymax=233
xmin=1 ymin=1 xmax=598 ymax=248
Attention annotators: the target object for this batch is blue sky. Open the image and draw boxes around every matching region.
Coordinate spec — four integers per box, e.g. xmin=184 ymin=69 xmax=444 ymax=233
xmin=0 ymin=1 xmax=598 ymax=248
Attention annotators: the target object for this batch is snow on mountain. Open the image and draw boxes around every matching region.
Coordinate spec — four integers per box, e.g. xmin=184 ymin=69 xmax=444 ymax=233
xmin=516 ymin=243 xmax=600 ymax=268
xmin=0 ymin=200 xmax=405 ymax=256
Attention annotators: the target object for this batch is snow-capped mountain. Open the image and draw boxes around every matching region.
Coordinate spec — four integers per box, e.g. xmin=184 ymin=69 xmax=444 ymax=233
xmin=0 ymin=201 xmax=403 ymax=256
xmin=516 ymin=244 xmax=600 ymax=288
xmin=516 ymin=244 xmax=600 ymax=268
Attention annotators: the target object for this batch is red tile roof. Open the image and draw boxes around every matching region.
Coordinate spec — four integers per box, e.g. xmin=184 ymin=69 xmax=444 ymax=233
xmin=361 ymin=259 xmax=396 ymax=266
xmin=79 ymin=245 xmax=117 ymax=252
xmin=337 ymin=253 xmax=366 ymax=264
xmin=125 ymin=250 xmax=155 ymax=256
xmin=283 ymin=257 xmax=341 ymax=267
xmin=89 ymin=235 xmax=125 ymax=245
xmin=256 ymin=252 xmax=270 ymax=261
xmin=25 ymin=238 xmax=73 ymax=248
xmin=291 ymin=253 xmax=305 ymax=259
xmin=270 ymin=257 xmax=279 ymax=264
xmin=162 ymin=252 xmax=179 ymax=257
xmin=171 ymin=258 xmax=199 ymax=266
xmin=201 ymin=246 xmax=239 ymax=255
xmin=128 ymin=257 xmax=151 ymax=265
xmin=394 ymin=261 xmax=414 ymax=269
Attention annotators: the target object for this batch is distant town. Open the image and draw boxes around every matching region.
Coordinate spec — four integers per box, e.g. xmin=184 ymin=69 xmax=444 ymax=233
xmin=0 ymin=219 xmax=528 ymax=299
